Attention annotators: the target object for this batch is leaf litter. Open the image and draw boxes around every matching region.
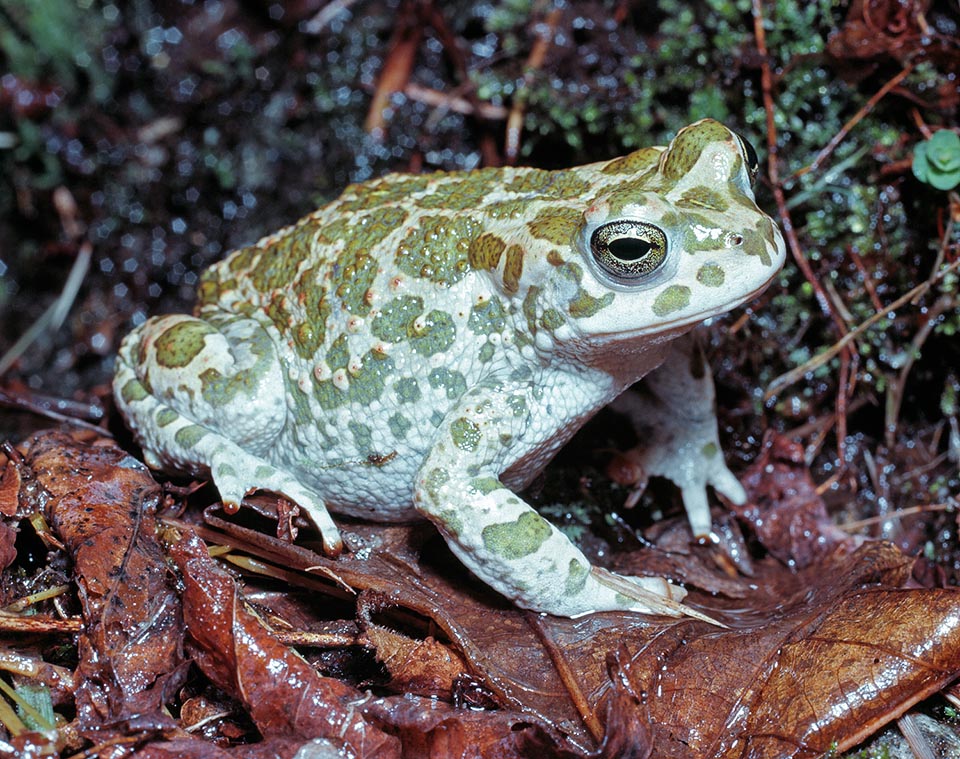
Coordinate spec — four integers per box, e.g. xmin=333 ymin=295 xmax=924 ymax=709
xmin=1 ymin=428 xmax=959 ymax=757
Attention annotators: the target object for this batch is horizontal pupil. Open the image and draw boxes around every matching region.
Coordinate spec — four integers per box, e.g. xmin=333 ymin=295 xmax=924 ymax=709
xmin=608 ymin=237 xmax=653 ymax=262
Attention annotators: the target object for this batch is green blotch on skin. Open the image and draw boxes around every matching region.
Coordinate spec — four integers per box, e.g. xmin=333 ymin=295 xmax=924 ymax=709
xmin=423 ymin=467 xmax=450 ymax=501
xmin=330 ymin=247 xmax=379 ymax=316
xmin=313 ymin=351 xmax=395 ymax=411
xmin=469 ymin=476 xmax=501 ymax=495
xmin=601 ymin=147 xmax=661 ymax=175
xmin=372 ymin=296 xmax=456 ymax=356
xmin=481 ymin=512 xmax=553 ymax=560
xmin=742 ymin=218 xmax=775 ymax=266
xmin=417 ymin=170 xmax=499 ymax=210
xmin=174 ymin=425 xmax=208 ymax=449
xmin=604 ymin=176 xmax=654 ymax=215
xmin=539 ymin=308 xmax=565 ymax=330
xmin=388 ymin=413 xmax=412 ymax=439
xmin=677 ymin=186 xmax=729 ymax=212
xmin=568 ymin=290 xmax=614 ymax=319
xmin=395 ymin=215 xmax=482 ymax=286
xmin=198 ymin=319 xmax=276 ymax=407
xmin=155 ymin=408 xmax=179 ymax=427
xmin=348 ymin=421 xmax=373 ymax=452
xmin=255 ymin=465 xmax=274 ymax=479
xmin=526 ymin=206 xmax=582 ymax=246
xmin=248 ymin=223 xmax=314 ymax=293
xmin=503 ymin=170 xmax=552 ymax=194
xmin=120 ymin=378 xmax=148 ymax=403
xmin=478 ymin=342 xmax=496 ymax=363
xmin=154 ymin=321 xmax=216 ymax=369
xmin=484 ymin=199 xmax=529 ymax=220
xmin=696 ymin=263 xmax=725 ymax=287
xmin=338 ymin=172 xmax=432 ymax=212
xmin=662 ymin=120 xmax=731 ymax=180
xmin=433 ymin=508 xmax=464 ymax=536
xmin=428 ymin=368 xmax=467 ymax=400
xmin=652 ymin=285 xmax=691 ymax=316
xmin=556 ymin=262 xmax=615 ymax=319
xmin=326 ymin=334 xmax=349 ymax=369
xmin=451 ymin=417 xmax=481 ymax=452
xmin=507 ymin=395 xmax=527 ymax=417
xmin=546 ymin=170 xmax=591 ymax=198
xmin=468 ymin=297 xmax=507 ymax=335
xmin=289 ymin=265 xmax=332 ymax=359
xmin=215 ymin=462 xmax=237 ymax=479
xmin=211 ymin=222 xmax=339 ymax=360
xmin=223 ymin=243 xmax=258 ymax=276
xmin=522 ymin=286 xmax=540 ymax=336
xmin=504 ymin=168 xmax=589 ymax=199
xmin=702 ymin=442 xmax=719 ymax=458
xmin=372 ymin=296 xmax=424 ymax=343
xmin=394 ymin=377 xmax=422 ymax=403
xmin=565 ymin=559 xmax=589 ymax=596
xmin=411 ymin=310 xmax=456 ymax=356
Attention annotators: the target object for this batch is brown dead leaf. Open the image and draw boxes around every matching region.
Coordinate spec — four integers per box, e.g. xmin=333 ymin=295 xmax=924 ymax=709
xmin=357 ymin=590 xmax=471 ymax=699
xmin=734 ymin=432 xmax=856 ymax=567
xmin=0 ymin=455 xmax=21 ymax=517
xmin=596 ymin=544 xmax=960 ymax=758
xmin=168 ymin=528 xmax=403 ymax=757
xmin=169 ymin=528 xmax=577 ymax=758
xmin=130 ymin=736 xmax=310 ymax=758
xmin=201 ymin=504 xmax=960 ymax=757
xmin=15 ymin=429 xmax=187 ymax=736
xmin=8 ymin=430 xmax=960 ymax=758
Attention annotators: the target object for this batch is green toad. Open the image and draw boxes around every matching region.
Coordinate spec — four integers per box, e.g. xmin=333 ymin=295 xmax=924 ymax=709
xmin=114 ymin=119 xmax=785 ymax=617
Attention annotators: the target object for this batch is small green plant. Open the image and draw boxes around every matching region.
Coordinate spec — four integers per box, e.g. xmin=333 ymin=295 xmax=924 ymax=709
xmin=912 ymin=130 xmax=960 ymax=190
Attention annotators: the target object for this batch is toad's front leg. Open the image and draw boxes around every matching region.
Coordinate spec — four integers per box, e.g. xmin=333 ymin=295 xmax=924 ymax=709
xmin=414 ymin=380 xmax=688 ymax=618
xmin=611 ymin=332 xmax=747 ymax=538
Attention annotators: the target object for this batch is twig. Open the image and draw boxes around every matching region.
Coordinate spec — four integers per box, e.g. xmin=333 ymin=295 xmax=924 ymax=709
xmin=303 ymin=0 xmax=361 ymax=34
xmin=363 ymin=1 xmax=422 ymax=139
xmin=839 ymin=503 xmax=952 ymax=532
xmin=751 ymin=0 xmax=855 ymax=461
xmin=403 ymin=82 xmax=508 ymax=119
xmin=898 ymin=713 xmax=939 ymax=759
xmin=504 ymin=8 xmax=562 ymax=164
xmin=526 ymin=613 xmax=604 ymax=743
xmin=796 ymin=63 xmax=915 ymax=179
xmin=885 ymin=295 xmax=954 ymax=447
xmin=765 ymin=257 xmax=960 ymax=399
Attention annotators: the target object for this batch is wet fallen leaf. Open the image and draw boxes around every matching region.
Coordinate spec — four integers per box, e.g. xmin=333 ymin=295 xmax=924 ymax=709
xmin=603 ymin=544 xmax=960 ymax=758
xmin=202 ymin=504 xmax=960 ymax=756
xmin=5 ymin=429 xmax=960 ymax=758
xmin=733 ymin=432 xmax=856 ymax=568
xmin=168 ymin=529 xmax=403 ymax=757
xmin=357 ymin=590 xmax=471 ymax=700
xmin=13 ymin=429 xmax=187 ymax=740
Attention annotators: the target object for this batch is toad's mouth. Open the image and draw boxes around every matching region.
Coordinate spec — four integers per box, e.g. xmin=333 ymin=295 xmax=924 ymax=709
xmin=587 ymin=275 xmax=779 ymax=343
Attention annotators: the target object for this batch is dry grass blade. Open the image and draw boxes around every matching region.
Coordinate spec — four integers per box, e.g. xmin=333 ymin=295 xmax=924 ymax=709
xmin=0 ymin=242 xmax=91 ymax=378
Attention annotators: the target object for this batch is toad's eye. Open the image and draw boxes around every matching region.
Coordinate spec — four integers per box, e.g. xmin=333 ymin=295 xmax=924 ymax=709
xmin=733 ymin=130 xmax=760 ymax=185
xmin=590 ymin=221 xmax=667 ymax=283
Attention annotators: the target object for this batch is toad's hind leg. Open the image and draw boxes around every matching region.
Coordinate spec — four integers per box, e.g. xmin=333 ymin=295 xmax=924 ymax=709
xmin=113 ymin=313 xmax=342 ymax=553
